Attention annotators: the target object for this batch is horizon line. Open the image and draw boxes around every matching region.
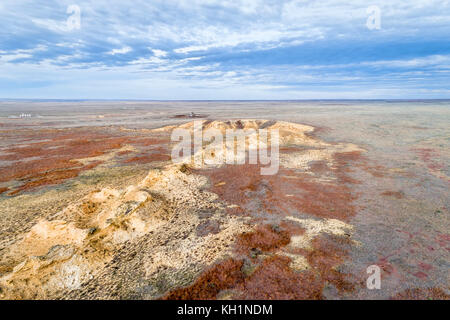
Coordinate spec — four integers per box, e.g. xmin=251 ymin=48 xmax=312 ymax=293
xmin=2 ymin=98 xmax=450 ymax=102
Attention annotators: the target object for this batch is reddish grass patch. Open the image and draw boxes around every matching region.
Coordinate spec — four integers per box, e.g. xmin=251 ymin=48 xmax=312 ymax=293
xmin=418 ymin=262 xmax=433 ymax=272
xmin=0 ymin=187 xmax=8 ymax=195
xmin=0 ymin=128 xmax=132 ymax=194
xmin=7 ymin=161 xmax=104 ymax=195
xmin=411 ymin=148 xmax=445 ymax=172
xmin=195 ymin=162 xmax=359 ymax=221
xmin=235 ymin=224 xmax=291 ymax=255
xmin=132 ymin=137 xmax=171 ymax=147
xmin=163 ymin=258 xmax=244 ymax=300
xmin=237 ymin=255 xmax=323 ymax=300
xmin=392 ymin=288 xmax=449 ymax=300
xmin=116 ymin=150 xmax=133 ymax=156
xmin=192 ymin=164 xmax=262 ymax=215
xmin=309 ymin=160 xmax=329 ymax=174
xmin=275 ymin=173 xmax=358 ymax=220
xmin=164 ymin=230 xmax=355 ymax=300
xmin=436 ymin=233 xmax=450 ymax=248
xmin=165 ymin=130 xmax=368 ymax=300
xmin=343 ymin=151 xmax=387 ymax=179
xmin=121 ymin=146 xmax=170 ymax=164
xmin=413 ymin=148 xmax=436 ymax=162
xmin=306 ymin=235 xmax=356 ymax=293
xmin=413 ymin=271 xmax=428 ymax=279
xmin=333 ymin=151 xmax=364 ymax=183
xmin=0 ymin=158 xmax=81 ymax=183
xmin=121 ymin=152 xmax=170 ymax=164
xmin=0 ymin=127 xmax=172 ymax=195
xmin=163 ymin=255 xmax=324 ymax=300
xmin=278 ymin=146 xmax=306 ymax=153
xmin=381 ymin=191 xmax=405 ymax=199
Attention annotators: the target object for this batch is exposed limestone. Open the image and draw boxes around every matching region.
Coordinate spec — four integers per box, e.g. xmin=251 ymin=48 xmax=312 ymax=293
xmin=279 ymin=252 xmax=310 ymax=271
xmin=280 ymin=143 xmax=363 ymax=172
xmin=0 ymin=120 xmax=366 ymax=300
xmin=285 ymin=216 xmax=354 ymax=250
xmin=273 ymin=217 xmax=354 ymax=273
xmin=159 ymin=120 xmax=364 ymax=174
xmin=0 ymin=162 xmax=252 ymax=299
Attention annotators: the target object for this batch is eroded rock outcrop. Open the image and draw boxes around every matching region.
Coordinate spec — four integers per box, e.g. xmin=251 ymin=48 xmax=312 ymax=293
xmin=0 ymin=120 xmax=367 ymax=300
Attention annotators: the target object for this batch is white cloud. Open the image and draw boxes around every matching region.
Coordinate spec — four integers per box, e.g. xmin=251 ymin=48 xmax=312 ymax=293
xmin=174 ymin=27 xmax=324 ymax=53
xmin=0 ymin=53 xmax=32 ymax=63
xmin=1 ymin=0 xmax=450 ymax=99
xmin=0 ymin=45 xmax=47 ymax=64
xmin=108 ymin=46 xmax=132 ymax=55
xmin=152 ymin=49 xmax=167 ymax=57
xmin=361 ymin=55 xmax=450 ymax=68
xmin=32 ymin=18 xmax=72 ymax=33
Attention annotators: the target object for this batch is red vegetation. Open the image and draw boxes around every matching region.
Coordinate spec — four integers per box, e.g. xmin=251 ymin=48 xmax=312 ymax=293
xmin=116 ymin=150 xmax=133 ymax=156
xmin=418 ymin=262 xmax=433 ymax=272
xmin=333 ymin=151 xmax=364 ymax=183
xmin=413 ymin=148 xmax=435 ymax=162
xmin=163 ymin=255 xmax=323 ymax=300
xmin=235 ymin=224 xmax=291 ymax=255
xmin=0 ymin=127 xmax=172 ymax=195
xmin=306 ymin=235 xmax=355 ymax=293
xmin=392 ymin=288 xmax=449 ymax=300
xmin=413 ymin=271 xmax=428 ymax=279
xmin=7 ymin=161 xmax=104 ymax=196
xmin=132 ymin=138 xmax=170 ymax=147
xmin=278 ymin=146 xmax=305 ymax=153
xmin=164 ymin=224 xmax=357 ymax=300
xmin=381 ymin=191 xmax=405 ymax=199
xmin=164 ymin=244 xmax=356 ymax=300
xmin=163 ymin=258 xmax=244 ymax=300
xmin=237 ymin=255 xmax=322 ymax=300
xmin=308 ymin=160 xmax=329 ymax=174
xmin=436 ymin=233 xmax=450 ymax=248
xmin=196 ymin=161 xmax=359 ymax=221
xmin=412 ymin=147 xmax=445 ymax=172
xmin=121 ymin=152 xmax=170 ymax=164
xmin=177 ymin=146 xmax=367 ymax=300
xmin=0 ymin=128 xmax=131 ymax=194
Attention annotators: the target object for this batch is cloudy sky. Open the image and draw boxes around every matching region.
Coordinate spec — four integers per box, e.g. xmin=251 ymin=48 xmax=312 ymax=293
xmin=1 ymin=0 xmax=450 ymax=99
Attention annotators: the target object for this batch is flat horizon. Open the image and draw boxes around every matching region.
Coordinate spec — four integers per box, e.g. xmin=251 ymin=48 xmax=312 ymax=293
xmin=2 ymin=98 xmax=450 ymax=102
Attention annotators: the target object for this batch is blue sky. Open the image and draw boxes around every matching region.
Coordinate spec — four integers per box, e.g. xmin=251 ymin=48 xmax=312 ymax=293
xmin=1 ymin=0 xmax=450 ymax=99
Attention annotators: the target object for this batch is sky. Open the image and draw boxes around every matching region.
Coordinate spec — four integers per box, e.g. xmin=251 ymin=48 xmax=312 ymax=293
xmin=0 ymin=0 xmax=450 ymax=100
